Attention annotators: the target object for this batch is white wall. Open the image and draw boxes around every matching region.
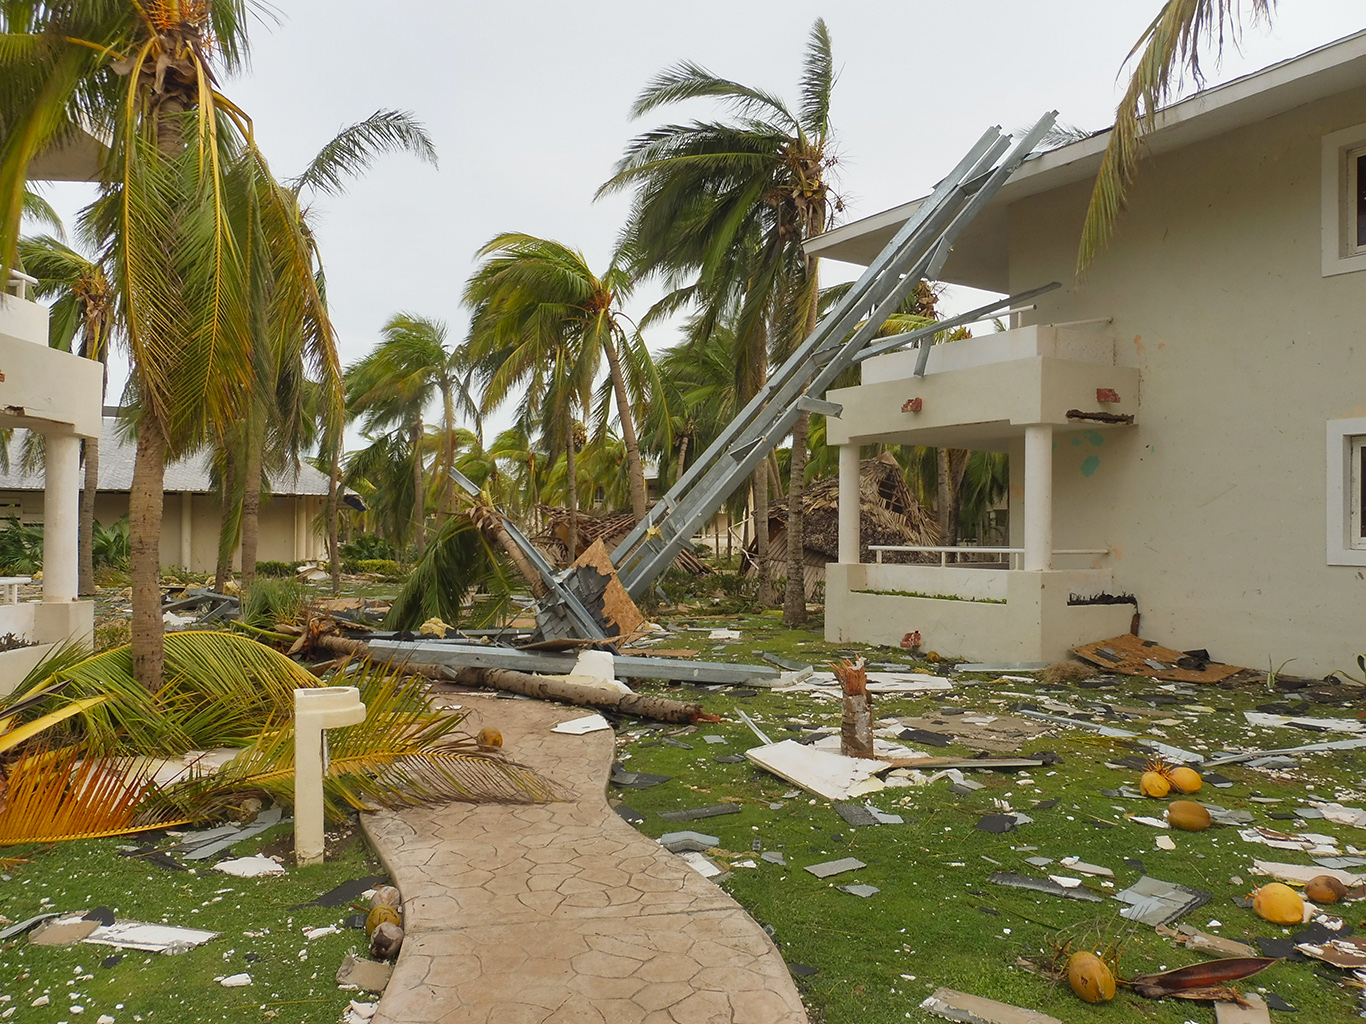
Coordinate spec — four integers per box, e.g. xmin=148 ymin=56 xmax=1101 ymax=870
xmin=1005 ymin=85 xmax=1366 ymax=674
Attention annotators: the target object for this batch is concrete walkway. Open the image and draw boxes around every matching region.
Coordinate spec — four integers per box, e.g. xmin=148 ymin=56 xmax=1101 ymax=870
xmin=362 ymin=694 xmax=810 ymax=1024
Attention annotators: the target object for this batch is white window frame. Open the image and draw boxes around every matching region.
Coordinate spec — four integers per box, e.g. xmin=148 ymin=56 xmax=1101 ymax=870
xmin=1321 ymin=124 xmax=1366 ymax=276
xmin=1326 ymin=417 xmax=1366 ymax=565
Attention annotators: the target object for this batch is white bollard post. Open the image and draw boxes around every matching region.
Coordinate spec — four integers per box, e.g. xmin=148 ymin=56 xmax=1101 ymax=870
xmin=294 ymin=686 xmax=366 ymax=867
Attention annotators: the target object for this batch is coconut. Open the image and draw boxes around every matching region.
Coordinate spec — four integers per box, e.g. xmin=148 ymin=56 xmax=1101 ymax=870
xmin=366 ymin=904 xmax=401 ymax=936
xmin=476 ymin=727 xmax=503 ymax=751
xmin=1305 ymin=874 xmax=1349 ymax=904
xmin=1067 ymin=951 xmax=1116 ymax=1003
xmin=1167 ymin=800 xmax=1212 ymax=831
xmin=1167 ymin=765 xmax=1203 ymax=794
xmin=370 ymin=885 xmax=402 ymax=910
xmin=1140 ymin=771 xmax=1171 ymax=798
xmin=1253 ymin=882 xmax=1305 ymax=925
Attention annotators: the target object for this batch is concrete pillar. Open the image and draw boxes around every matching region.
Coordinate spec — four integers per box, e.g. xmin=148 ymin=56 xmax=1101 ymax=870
xmin=1023 ymin=424 xmax=1053 ymax=571
xmin=42 ymin=433 xmax=80 ymax=602
xmin=838 ymin=444 xmax=860 ymax=564
xmin=180 ymin=491 xmax=192 ymax=569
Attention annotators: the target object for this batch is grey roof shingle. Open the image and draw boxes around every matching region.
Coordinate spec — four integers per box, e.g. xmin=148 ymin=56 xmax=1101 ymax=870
xmin=0 ymin=415 xmax=331 ymax=496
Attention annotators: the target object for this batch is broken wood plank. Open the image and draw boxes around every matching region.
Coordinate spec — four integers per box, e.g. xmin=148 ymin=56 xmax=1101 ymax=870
xmin=877 ymin=756 xmax=1046 ymax=770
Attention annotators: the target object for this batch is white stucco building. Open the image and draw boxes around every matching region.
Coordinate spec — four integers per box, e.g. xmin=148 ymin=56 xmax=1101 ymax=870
xmin=810 ymin=32 xmax=1366 ymax=675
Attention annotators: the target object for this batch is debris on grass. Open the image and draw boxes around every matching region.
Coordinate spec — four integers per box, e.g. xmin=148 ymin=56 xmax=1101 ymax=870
xmin=658 ymin=830 xmax=720 ymax=852
xmin=214 ymin=855 xmax=286 ymax=877
xmin=336 ymin=952 xmax=393 ymax=992
xmin=86 ymin=920 xmax=218 ymax=952
xmin=551 ymin=713 xmax=611 ymax=734
xmin=1114 ymin=875 xmax=1211 ymax=926
xmin=919 ymin=986 xmax=1063 ymax=1024
xmin=805 ymin=857 xmax=865 ymax=879
xmin=988 ymin=872 xmax=1103 ymax=903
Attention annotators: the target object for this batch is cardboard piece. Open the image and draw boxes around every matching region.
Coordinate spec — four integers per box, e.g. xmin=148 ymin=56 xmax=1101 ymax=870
xmin=29 ymin=916 xmax=100 ymax=946
xmin=1072 ymin=634 xmax=1242 ymax=683
xmin=745 ymin=739 xmax=891 ymax=802
xmin=920 ymin=987 xmax=1063 ymax=1024
xmin=1294 ymin=936 xmax=1366 ymax=968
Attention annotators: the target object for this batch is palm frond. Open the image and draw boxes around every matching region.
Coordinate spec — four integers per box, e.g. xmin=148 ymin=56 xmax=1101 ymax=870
xmin=798 ymin=19 xmax=835 ymax=138
xmin=287 ymin=109 xmax=437 ymax=197
xmin=1079 ymin=0 xmax=1274 ymax=271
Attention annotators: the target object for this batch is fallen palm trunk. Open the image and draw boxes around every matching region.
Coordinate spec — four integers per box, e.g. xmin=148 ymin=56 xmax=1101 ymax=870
xmin=310 ymin=634 xmax=714 ymax=724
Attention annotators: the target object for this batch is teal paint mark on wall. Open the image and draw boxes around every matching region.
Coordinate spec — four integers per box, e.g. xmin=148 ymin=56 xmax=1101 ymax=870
xmin=1086 ymin=431 xmax=1104 ymax=447
xmin=1081 ymin=455 xmax=1101 ymax=477
xmin=1071 ymin=436 xmax=1082 ymax=447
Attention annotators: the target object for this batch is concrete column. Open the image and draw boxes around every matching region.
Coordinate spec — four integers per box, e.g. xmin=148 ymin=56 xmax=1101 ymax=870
xmin=180 ymin=492 xmax=192 ymax=569
xmin=838 ymin=444 xmax=860 ymax=564
xmin=1023 ymin=424 xmax=1053 ymax=571
xmin=42 ymin=433 xmax=80 ymax=601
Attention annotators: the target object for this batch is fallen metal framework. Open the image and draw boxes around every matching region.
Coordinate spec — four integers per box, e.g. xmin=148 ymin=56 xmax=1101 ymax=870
xmin=452 ymin=113 xmax=1060 ymax=649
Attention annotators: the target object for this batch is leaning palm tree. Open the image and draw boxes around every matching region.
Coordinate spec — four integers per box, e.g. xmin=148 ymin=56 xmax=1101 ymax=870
xmin=16 ymin=235 xmax=115 ymax=595
xmin=463 ymin=233 xmax=658 ymax=525
xmin=600 ymin=19 xmax=839 ymax=623
xmin=1 ymin=3 xmax=338 ymax=692
xmin=345 ymin=315 xmax=477 ymax=556
xmin=1080 ymin=1 xmax=1275 ymax=269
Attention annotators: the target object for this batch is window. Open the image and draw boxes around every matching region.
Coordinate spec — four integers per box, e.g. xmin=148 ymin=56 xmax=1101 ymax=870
xmin=1321 ymin=126 xmax=1366 ymax=276
xmin=1327 ymin=417 xmax=1366 ymax=565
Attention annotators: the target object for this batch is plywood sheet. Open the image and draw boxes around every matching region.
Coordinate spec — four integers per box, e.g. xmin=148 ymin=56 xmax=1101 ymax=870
xmin=1072 ymin=634 xmax=1242 ymax=683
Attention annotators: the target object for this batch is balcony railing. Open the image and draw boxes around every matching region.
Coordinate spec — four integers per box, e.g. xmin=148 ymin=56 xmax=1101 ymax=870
xmin=868 ymin=545 xmax=1109 ymax=569
xmin=5 ymin=269 xmax=37 ymax=298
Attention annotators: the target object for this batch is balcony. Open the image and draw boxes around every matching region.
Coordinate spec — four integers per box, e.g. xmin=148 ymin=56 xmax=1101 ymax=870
xmin=822 ymin=320 xmax=1140 ymax=662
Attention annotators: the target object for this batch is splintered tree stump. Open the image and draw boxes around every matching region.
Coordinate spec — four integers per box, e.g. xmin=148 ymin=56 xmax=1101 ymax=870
xmin=833 ymin=659 xmax=874 ymax=759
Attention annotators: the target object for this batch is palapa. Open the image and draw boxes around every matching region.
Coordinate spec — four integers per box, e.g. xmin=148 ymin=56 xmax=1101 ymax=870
xmin=745 ymin=453 xmax=939 ymax=597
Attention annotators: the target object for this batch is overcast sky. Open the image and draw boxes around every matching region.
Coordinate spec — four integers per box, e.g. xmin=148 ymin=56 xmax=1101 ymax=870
xmin=36 ymin=1 xmax=1366 ymax=443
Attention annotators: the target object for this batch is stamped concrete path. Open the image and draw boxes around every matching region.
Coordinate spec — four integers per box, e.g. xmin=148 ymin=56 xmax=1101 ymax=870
xmin=362 ymin=694 xmax=810 ymax=1024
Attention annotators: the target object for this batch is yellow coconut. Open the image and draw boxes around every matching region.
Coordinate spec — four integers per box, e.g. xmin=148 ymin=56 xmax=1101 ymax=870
xmin=1140 ymin=771 xmax=1171 ymax=798
xmin=366 ymin=904 xmax=401 ymax=936
xmin=1253 ymin=883 xmax=1305 ymax=925
xmin=1305 ymin=874 xmax=1349 ymax=904
xmin=1067 ymin=951 xmax=1116 ymax=1004
xmin=1167 ymin=800 xmax=1212 ymax=831
xmin=476 ymin=727 xmax=503 ymax=751
xmin=1167 ymin=766 xmax=1203 ymax=794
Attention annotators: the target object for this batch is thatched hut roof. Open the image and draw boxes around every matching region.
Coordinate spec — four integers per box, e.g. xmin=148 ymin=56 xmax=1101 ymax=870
xmin=532 ymin=505 xmax=711 ymax=575
xmin=745 ymin=453 xmax=940 ymax=597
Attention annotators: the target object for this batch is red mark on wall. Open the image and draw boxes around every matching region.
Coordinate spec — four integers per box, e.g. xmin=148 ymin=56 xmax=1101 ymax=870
xmin=1096 ymin=388 xmax=1120 ymax=403
xmin=902 ymin=397 xmax=922 ymax=413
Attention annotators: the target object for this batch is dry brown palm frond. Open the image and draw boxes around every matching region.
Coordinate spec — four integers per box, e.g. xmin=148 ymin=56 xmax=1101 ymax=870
xmin=0 ymin=745 xmax=190 ymax=846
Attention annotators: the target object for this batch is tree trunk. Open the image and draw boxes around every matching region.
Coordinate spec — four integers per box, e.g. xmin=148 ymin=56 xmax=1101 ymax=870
xmin=783 ymin=410 xmax=809 ymax=625
xmin=936 ymin=448 xmax=968 ymax=556
xmin=78 ymin=437 xmax=98 ymax=595
xmin=214 ymin=446 xmax=237 ymax=593
xmin=328 ymin=443 xmax=341 ymax=598
xmin=436 ymin=388 xmax=454 ymax=532
xmin=676 ymin=434 xmax=689 ymax=480
xmin=603 ymin=332 xmax=647 ymax=523
xmin=753 ymin=328 xmax=771 ymax=606
xmin=130 ymin=421 xmax=167 ymax=692
xmin=565 ymin=411 xmax=579 ymax=561
xmin=240 ymin=418 xmax=263 ymax=587
xmin=410 ymin=419 xmax=425 ymax=557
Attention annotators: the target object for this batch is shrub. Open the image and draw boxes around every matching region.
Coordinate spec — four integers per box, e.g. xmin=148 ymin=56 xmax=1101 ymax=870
xmin=254 ymin=560 xmax=297 ymax=578
xmin=356 ymin=558 xmax=403 ymax=578
xmin=0 ymin=517 xmax=42 ymax=574
xmin=93 ymin=618 xmax=131 ymax=652
xmin=241 ymin=578 xmax=308 ymax=628
xmin=91 ymin=516 xmax=130 ymax=569
xmin=341 ymin=534 xmax=396 ymax=562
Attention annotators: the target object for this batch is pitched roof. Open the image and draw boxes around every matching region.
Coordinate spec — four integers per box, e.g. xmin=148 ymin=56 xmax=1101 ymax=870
xmin=807 ymin=29 xmax=1366 ymax=288
xmin=0 ymin=414 xmax=331 ymax=496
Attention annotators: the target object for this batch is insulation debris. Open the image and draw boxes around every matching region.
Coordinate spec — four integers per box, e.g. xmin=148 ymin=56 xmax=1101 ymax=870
xmin=745 ymin=739 xmax=892 ymax=801
xmin=1114 ymin=876 xmax=1211 ymax=926
xmin=1294 ymin=936 xmax=1366 ymax=969
xmin=85 ymin=921 xmax=218 ymax=952
xmin=1250 ymin=860 xmax=1363 ymax=887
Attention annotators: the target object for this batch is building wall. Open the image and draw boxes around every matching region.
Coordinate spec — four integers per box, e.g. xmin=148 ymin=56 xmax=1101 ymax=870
xmin=3 ymin=489 xmax=328 ymax=574
xmin=1005 ymin=85 xmax=1366 ymax=674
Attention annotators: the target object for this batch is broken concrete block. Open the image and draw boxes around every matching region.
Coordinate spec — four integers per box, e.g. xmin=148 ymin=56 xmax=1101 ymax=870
xmin=805 ymin=857 xmax=865 ymax=879
xmin=920 ymin=987 xmax=1063 ymax=1024
xmin=29 ymin=916 xmax=100 ymax=946
xmin=658 ymin=831 xmax=720 ymax=853
xmin=336 ymin=952 xmax=393 ymax=992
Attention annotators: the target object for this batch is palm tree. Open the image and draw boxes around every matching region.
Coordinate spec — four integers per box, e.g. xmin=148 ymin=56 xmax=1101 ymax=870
xmin=16 ymin=235 xmax=115 ymax=595
xmin=600 ymin=19 xmax=839 ymax=622
xmin=463 ymin=234 xmax=657 ymax=526
xmin=1080 ymin=1 xmax=1275 ymax=269
xmin=1 ymin=3 xmax=338 ymax=690
xmin=230 ymin=112 xmax=435 ymax=589
xmin=345 ymin=314 xmax=477 ymax=557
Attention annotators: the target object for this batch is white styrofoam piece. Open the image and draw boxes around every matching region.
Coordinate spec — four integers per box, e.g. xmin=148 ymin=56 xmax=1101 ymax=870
xmin=551 ymin=713 xmax=611 ymax=735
